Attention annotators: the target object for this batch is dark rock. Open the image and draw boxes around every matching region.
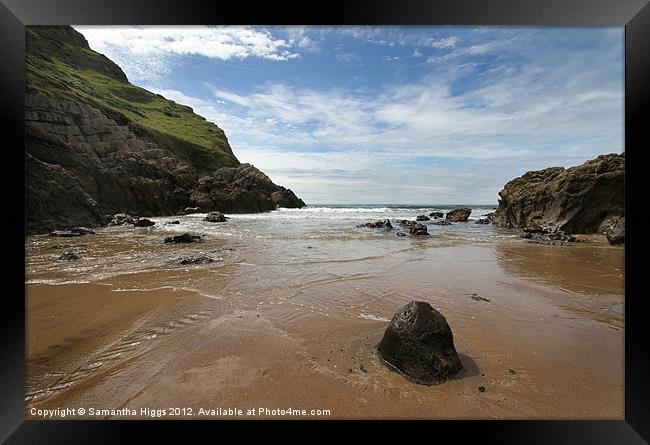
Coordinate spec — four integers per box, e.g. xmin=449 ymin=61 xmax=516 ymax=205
xmin=49 ymin=230 xmax=83 ymax=237
xmin=378 ymin=301 xmax=463 ymax=385
xmin=409 ymin=222 xmax=428 ymax=236
xmin=429 ymin=212 xmax=444 ymax=219
xmin=446 ymin=208 xmax=472 ymax=222
xmin=177 ymin=255 xmax=214 ymax=265
xmin=109 ymin=213 xmax=134 ymax=226
xmin=416 ymin=215 xmax=430 ymax=221
xmin=493 ymin=153 xmax=624 ymax=234
xmin=606 ymin=232 xmax=625 ymax=245
xmin=470 ymin=293 xmax=490 ymax=303
xmin=71 ymin=226 xmax=95 ymax=235
xmin=205 ymin=211 xmax=227 ymax=222
xmin=397 ymin=232 xmax=407 ymax=237
xmin=600 ymin=214 xmax=624 ymax=245
xmin=133 ymin=218 xmax=155 ymax=227
xmin=476 ymin=218 xmax=490 ymax=224
xmin=184 ymin=207 xmax=200 ymax=214
xmin=430 ymin=219 xmax=452 ymax=226
xmin=357 ymin=220 xmax=392 ymax=229
xmin=520 ymin=224 xmax=577 ymax=244
xmin=164 ymin=233 xmax=201 ymax=244
xmin=58 ymin=251 xmax=81 ymax=260
xmin=167 ymin=220 xmax=180 ymax=224
xmin=399 ymin=219 xmax=414 ymax=227
xmin=478 ymin=386 xmax=486 ymax=393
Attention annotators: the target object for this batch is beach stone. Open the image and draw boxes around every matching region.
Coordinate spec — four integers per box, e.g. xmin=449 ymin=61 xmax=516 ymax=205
xmin=475 ymin=218 xmax=490 ymax=224
xmin=446 ymin=208 xmax=472 ymax=222
xmin=184 ymin=207 xmax=200 ymax=214
xmin=397 ymin=232 xmax=407 ymax=237
xmin=429 ymin=211 xmax=444 ymax=219
xmin=58 ymin=251 xmax=81 ymax=260
xmin=409 ymin=222 xmax=428 ymax=236
xmin=378 ymin=301 xmax=462 ymax=385
xmin=167 ymin=220 xmax=180 ymax=224
xmin=205 ymin=211 xmax=227 ymax=222
xmin=177 ymin=255 xmax=214 ymax=265
xmin=133 ymin=218 xmax=155 ymax=227
xmin=416 ymin=215 xmax=430 ymax=221
xmin=164 ymin=233 xmax=201 ymax=244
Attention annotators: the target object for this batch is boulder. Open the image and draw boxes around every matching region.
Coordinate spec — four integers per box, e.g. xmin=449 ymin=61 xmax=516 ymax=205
xmin=475 ymin=218 xmax=490 ymax=225
xmin=109 ymin=213 xmax=134 ymax=226
xmin=599 ymin=214 xmax=625 ymax=245
xmin=492 ymin=153 xmax=624 ymax=234
xmin=167 ymin=220 xmax=180 ymax=224
xmin=58 ymin=251 xmax=81 ymax=260
xmin=416 ymin=215 xmax=430 ymax=221
xmin=164 ymin=233 xmax=201 ymax=244
xmin=409 ymin=222 xmax=428 ymax=236
xmin=205 ymin=211 xmax=227 ymax=222
xmin=133 ymin=218 xmax=155 ymax=227
xmin=446 ymin=208 xmax=472 ymax=222
xmin=429 ymin=212 xmax=444 ymax=219
xmin=378 ymin=301 xmax=463 ymax=385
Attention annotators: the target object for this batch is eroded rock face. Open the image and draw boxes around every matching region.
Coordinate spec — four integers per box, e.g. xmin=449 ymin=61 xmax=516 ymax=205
xmin=446 ymin=208 xmax=472 ymax=222
xmin=492 ymin=153 xmax=624 ymax=235
xmin=25 ymin=27 xmax=305 ymax=235
xmin=189 ymin=164 xmax=305 ymax=213
xmin=378 ymin=301 xmax=463 ymax=385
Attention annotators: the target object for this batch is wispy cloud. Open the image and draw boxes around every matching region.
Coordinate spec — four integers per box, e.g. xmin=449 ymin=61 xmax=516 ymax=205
xmin=73 ymin=26 xmax=301 ymax=82
xmin=76 ymin=26 xmax=623 ymax=204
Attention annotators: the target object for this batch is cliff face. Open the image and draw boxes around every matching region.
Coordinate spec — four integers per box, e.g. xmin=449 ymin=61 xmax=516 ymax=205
xmin=26 ymin=26 xmax=304 ymax=234
xmin=492 ymin=153 xmax=624 ymax=235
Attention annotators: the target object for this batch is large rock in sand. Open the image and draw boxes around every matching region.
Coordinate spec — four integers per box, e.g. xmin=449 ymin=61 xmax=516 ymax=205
xmin=378 ymin=301 xmax=462 ymax=385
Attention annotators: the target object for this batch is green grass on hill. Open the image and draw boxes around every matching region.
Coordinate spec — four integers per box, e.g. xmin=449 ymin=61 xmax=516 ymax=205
xmin=26 ymin=26 xmax=239 ymax=173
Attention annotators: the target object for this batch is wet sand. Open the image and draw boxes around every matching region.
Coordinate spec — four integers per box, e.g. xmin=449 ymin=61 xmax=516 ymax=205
xmin=25 ymin=228 xmax=624 ymax=419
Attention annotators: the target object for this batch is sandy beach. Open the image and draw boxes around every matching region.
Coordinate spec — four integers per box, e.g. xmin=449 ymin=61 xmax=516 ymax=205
xmin=25 ymin=213 xmax=624 ymax=420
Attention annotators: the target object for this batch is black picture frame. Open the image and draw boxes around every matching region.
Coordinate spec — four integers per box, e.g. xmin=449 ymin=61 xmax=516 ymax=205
xmin=2 ymin=0 xmax=648 ymax=442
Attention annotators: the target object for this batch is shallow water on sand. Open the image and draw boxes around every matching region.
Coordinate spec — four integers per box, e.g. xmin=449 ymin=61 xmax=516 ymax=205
xmin=25 ymin=207 xmax=624 ymax=419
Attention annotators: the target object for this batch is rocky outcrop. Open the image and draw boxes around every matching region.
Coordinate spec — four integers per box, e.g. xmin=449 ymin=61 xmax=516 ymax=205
xmin=189 ymin=164 xmax=304 ymax=213
xmin=25 ymin=26 xmax=304 ymax=235
xmin=492 ymin=154 xmax=624 ymax=240
xmin=416 ymin=215 xmax=430 ymax=221
xmin=429 ymin=212 xmax=443 ymax=219
xmin=409 ymin=223 xmax=428 ymax=236
xmin=357 ymin=220 xmax=392 ymax=229
xmin=378 ymin=301 xmax=463 ymax=385
xmin=446 ymin=208 xmax=472 ymax=222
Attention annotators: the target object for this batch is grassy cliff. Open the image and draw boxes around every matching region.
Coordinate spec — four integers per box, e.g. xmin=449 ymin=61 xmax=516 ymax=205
xmin=26 ymin=25 xmax=239 ymax=173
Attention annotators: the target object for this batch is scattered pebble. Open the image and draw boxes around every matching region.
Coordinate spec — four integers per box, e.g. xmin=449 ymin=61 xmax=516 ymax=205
xmin=478 ymin=386 xmax=486 ymax=393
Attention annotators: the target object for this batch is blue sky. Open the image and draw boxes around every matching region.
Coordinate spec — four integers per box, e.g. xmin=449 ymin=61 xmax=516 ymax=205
xmin=73 ymin=26 xmax=624 ymax=204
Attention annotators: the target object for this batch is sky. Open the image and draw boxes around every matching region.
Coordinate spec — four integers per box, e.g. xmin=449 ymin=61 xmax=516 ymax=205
xmin=73 ymin=26 xmax=624 ymax=205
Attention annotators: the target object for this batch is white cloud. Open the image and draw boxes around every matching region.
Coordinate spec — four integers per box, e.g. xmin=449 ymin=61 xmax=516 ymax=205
xmin=336 ymin=52 xmax=362 ymax=64
xmin=74 ymin=26 xmax=300 ymax=82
